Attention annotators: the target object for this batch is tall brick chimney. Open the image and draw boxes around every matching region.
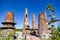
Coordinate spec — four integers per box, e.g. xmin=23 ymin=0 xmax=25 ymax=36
xmin=2 ymin=12 xmax=16 ymax=27
xmin=38 ymin=14 xmax=45 ymax=35
xmin=38 ymin=11 xmax=50 ymax=38
xmin=5 ymin=12 xmax=14 ymax=22
xmin=32 ymin=14 xmax=36 ymax=29
xmin=0 ymin=12 xmax=16 ymax=40
xmin=22 ymin=8 xmax=30 ymax=36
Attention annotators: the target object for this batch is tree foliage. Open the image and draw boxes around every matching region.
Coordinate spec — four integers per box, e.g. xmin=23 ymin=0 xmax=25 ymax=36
xmin=47 ymin=4 xmax=54 ymax=12
xmin=47 ymin=4 xmax=60 ymax=40
xmin=48 ymin=25 xmax=60 ymax=40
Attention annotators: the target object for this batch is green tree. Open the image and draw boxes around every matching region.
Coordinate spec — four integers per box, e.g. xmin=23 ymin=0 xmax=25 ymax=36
xmin=50 ymin=25 xmax=60 ymax=40
xmin=46 ymin=4 xmax=60 ymax=40
xmin=47 ymin=4 xmax=54 ymax=12
xmin=57 ymin=22 xmax=60 ymax=32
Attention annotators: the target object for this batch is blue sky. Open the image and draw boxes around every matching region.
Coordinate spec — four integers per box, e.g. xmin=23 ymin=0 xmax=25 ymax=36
xmin=0 ymin=0 xmax=60 ymax=29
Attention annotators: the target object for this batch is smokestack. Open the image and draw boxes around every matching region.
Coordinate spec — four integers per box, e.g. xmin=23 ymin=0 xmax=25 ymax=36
xmin=5 ymin=12 xmax=14 ymax=22
xmin=43 ymin=11 xmax=47 ymax=19
xmin=38 ymin=14 xmax=44 ymax=34
xmin=32 ymin=13 xmax=36 ymax=29
xmin=24 ymin=8 xmax=29 ymax=25
xmin=2 ymin=12 xmax=16 ymax=27
xmin=22 ymin=8 xmax=30 ymax=36
xmin=1 ymin=12 xmax=16 ymax=40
